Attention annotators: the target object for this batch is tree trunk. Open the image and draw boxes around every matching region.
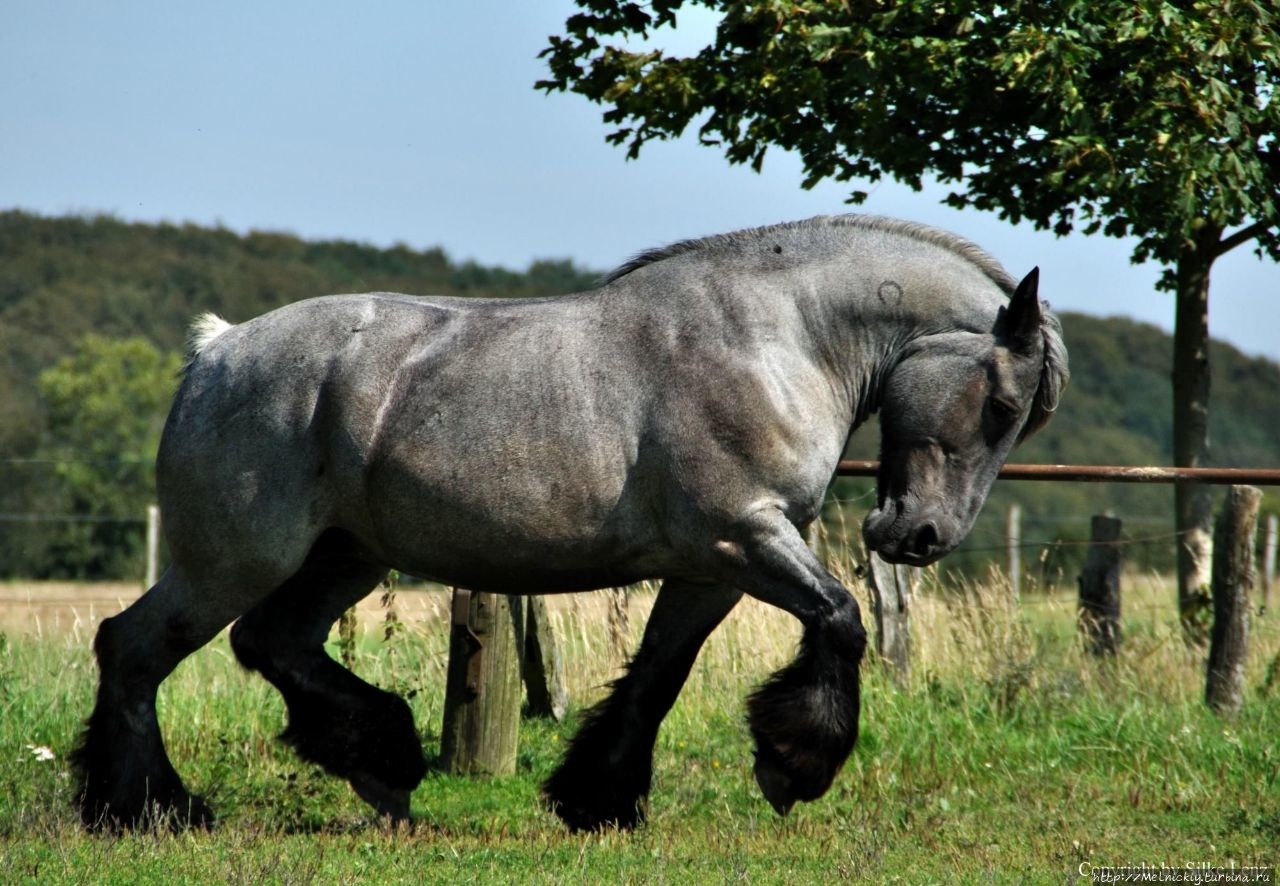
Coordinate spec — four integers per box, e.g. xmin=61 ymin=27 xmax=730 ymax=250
xmin=1173 ymin=225 xmax=1220 ymax=644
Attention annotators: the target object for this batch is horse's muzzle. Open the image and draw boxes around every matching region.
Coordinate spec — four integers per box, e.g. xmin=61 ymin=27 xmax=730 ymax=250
xmin=862 ymin=506 xmax=954 ymax=566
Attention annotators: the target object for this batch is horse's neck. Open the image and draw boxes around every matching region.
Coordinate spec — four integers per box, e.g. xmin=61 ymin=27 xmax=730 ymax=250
xmin=798 ymin=256 xmax=1004 ymax=427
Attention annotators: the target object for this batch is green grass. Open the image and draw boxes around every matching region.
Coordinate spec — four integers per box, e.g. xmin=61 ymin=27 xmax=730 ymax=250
xmin=1 ymin=574 xmax=1278 ymax=884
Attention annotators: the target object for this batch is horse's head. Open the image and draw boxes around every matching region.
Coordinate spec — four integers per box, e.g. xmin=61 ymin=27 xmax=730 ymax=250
xmin=863 ymin=268 xmax=1067 ymax=565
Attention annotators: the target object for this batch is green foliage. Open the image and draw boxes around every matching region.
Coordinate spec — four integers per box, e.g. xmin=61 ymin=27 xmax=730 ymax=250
xmin=540 ymin=0 xmax=1279 ymax=269
xmin=30 ymin=337 xmax=182 ymax=579
xmin=39 ymin=336 xmax=180 ymax=471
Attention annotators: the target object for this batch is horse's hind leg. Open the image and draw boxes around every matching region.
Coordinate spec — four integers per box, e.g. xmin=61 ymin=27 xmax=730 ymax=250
xmin=543 ymin=580 xmax=741 ymax=831
xmin=229 ymin=535 xmax=426 ymax=822
xmin=73 ymin=565 xmax=258 ymax=830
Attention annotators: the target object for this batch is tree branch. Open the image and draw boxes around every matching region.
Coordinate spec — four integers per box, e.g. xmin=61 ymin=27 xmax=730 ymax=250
xmin=1215 ymin=218 xmax=1276 ymax=257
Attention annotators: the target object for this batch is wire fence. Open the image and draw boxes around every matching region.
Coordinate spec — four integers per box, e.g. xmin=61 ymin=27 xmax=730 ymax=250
xmin=0 ymin=513 xmax=147 ymax=524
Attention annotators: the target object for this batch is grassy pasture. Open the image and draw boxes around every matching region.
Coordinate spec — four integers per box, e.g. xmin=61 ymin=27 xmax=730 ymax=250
xmin=0 ymin=567 xmax=1277 ymax=884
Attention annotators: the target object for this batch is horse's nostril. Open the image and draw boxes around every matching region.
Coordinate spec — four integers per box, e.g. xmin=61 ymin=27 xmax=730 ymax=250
xmin=911 ymin=521 xmax=939 ymax=557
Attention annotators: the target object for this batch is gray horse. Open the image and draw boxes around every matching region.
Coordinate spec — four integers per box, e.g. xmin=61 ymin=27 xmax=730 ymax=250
xmin=73 ymin=214 xmax=1067 ymax=832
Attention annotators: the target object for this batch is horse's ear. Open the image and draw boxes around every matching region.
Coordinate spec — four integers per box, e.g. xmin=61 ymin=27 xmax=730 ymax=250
xmin=1005 ymin=267 xmax=1042 ymax=355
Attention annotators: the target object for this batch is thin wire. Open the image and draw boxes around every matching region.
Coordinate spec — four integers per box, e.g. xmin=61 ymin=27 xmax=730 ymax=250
xmin=0 ymin=457 xmax=153 ymax=465
xmin=950 ymin=529 xmax=1190 ymax=555
xmin=0 ymin=513 xmax=146 ymax=524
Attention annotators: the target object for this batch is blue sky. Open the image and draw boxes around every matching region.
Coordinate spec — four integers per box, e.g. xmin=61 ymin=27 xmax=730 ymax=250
xmin=4 ymin=1 xmax=1277 ymax=359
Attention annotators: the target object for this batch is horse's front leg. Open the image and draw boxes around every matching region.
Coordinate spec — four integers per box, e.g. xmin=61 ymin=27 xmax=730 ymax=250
xmin=715 ymin=507 xmax=867 ymax=816
xmin=543 ymin=580 xmax=741 ymax=832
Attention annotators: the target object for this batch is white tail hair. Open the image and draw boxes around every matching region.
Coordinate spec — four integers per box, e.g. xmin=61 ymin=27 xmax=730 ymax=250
xmin=184 ymin=312 xmax=234 ymax=368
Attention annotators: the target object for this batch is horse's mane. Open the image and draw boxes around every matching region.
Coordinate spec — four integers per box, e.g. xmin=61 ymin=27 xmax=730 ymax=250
xmin=606 ymin=213 xmax=1068 ymax=440
xmin=603 ymin=214 xmax=1017 ymax=292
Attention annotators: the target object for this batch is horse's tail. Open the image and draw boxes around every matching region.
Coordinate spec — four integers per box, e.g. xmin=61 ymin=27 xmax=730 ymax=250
xmin=184 ymin=312 xmax=234 ymax=370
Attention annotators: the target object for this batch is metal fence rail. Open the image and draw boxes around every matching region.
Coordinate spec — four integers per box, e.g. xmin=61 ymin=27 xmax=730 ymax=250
xmin=836 ymin=461 xmax=1280 ymax=486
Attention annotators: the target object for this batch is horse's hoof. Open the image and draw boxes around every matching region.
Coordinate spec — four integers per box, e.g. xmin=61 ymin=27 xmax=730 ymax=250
xmin=87 ymin=802 xmax=214 ymax=833
xmin=753 ymin=754 xmax=796 ymax=816
xmin=179 ymin=794 xmax=216 ymax=831
xmin=546 ymin=798 xmax=644 ymax=833
xmin=542 ymin=755 xmax=648 ymax=832
xmin=78 ymin=787 xmax=215 ymax=833
xmin=542 ymin=782 xmax=645 ymax=833
xmin=350 ymin=771 xmax=411 ymax=823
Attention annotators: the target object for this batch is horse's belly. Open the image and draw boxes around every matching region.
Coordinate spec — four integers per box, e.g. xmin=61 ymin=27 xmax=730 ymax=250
xmin=369 ymin=515 xmax=671 ymax=594
xmin=360 ymin=453 xmax=669 ymax=592
xmin=382 ymin=541 xmax=668 ymax=594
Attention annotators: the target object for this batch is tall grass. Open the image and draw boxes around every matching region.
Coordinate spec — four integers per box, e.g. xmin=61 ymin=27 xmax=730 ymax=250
xmin=1 ymin=551 xmax=1277 ymax=883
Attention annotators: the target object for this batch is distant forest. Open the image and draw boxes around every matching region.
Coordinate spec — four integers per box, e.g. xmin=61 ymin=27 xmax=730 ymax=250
xmin=2 ymin=210 xmax=1277 ymax=581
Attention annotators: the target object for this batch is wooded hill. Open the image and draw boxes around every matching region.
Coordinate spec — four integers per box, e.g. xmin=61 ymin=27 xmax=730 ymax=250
xmin=2 ymin=210 xmax=1276 ymax=580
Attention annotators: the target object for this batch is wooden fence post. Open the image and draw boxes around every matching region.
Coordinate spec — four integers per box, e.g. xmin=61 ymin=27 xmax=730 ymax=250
xmin=145 ymin=504 xmax=161 ymax=589
xmin=607 ymin=587 xmax=630 ymax=666
xmin=1206 ymin=485 xmax=1261 ymax=715
xmin=866 ymin=552 xmax=915 ymax=685
xmin=1262 ymin=513 xmax=1277 ymax=615
xmin=1007 ymin=503 xmax=1022 ymax=601
xmin=1077 ymin=514 xmax=1122 ymax=655
xmin=440 ymin=589 xmax=523 ymax=775
xmin=338 ymin=607 xmax=358 ymax=671
xmin=523 ymin=595 xmax=568 ymax=721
